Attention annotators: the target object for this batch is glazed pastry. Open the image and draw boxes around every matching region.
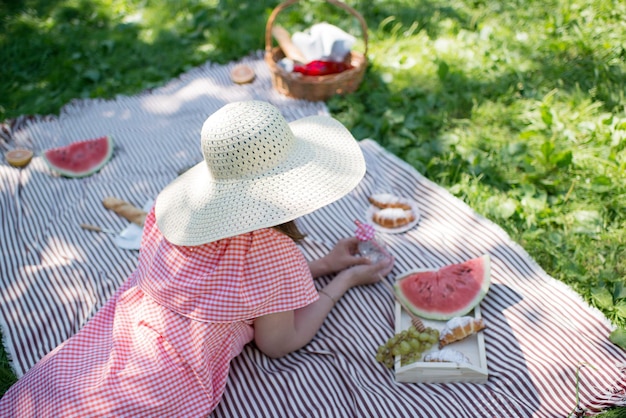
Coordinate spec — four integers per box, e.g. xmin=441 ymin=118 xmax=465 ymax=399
xmin=372 ymin=207 xmax=415 ymax=228
xmin=102 ymin=197 xmax=148 ymax=226
xmin=424 ymin=348 xmax=471 ymax=364
xmin=368 ymin=193 xmax=412 ymax=210
xmin=439 ymin=316 xmax=485 ymax=348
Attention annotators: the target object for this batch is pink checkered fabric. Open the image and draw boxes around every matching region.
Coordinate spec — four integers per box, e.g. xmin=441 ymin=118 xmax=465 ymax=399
xmin=354 ymin=220 xmax=375 ymax=241
xmin=0 ymin=207 xmax=318 ymax=417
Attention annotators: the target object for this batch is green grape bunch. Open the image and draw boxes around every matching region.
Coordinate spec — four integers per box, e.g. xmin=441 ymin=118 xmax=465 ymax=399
xmin=376 ymin=326 xmax=440 ymax=369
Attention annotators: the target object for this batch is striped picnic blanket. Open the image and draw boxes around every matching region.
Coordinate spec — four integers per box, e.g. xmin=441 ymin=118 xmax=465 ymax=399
xmin=1 ymin=52 xmax=625 ymax=417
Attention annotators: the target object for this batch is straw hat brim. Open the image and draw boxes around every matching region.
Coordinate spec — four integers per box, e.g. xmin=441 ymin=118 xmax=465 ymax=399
xmin=155 ymin=115 xmax=365 ymax=246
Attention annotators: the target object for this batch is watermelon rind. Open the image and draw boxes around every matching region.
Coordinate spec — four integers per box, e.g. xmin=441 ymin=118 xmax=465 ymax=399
xmin=43 ymin=135 xmax=114 ymax=178
xmin=394 ymin=254 xmax=491 ymax=321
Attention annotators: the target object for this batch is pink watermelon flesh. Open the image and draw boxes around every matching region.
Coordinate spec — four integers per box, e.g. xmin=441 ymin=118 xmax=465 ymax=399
xmin=395 ymin=254 xmax=491 ymax=321
xmin=43 ymin=136 xmax=113 ymax=178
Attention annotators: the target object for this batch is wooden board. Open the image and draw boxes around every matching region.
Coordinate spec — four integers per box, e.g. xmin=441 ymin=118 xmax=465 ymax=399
xmin=394 ymin=303 xmax=489 ymax=384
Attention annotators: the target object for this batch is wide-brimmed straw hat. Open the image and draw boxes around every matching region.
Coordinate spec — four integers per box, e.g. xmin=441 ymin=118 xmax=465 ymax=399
xmin=155 ymin=100 xmax=365 ymax=246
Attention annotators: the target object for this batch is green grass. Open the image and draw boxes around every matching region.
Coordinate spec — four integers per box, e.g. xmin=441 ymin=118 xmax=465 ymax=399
xmin=1 ymin=0 xmax=625 ymax=414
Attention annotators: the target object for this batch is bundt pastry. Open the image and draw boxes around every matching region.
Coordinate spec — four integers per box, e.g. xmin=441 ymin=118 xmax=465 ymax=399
xmin=368 ymin=193 xmax=412 ymax=210
xmin=423 ymin=348 xmax=471 ymax=364
xmin=439 ymin=316 xmax=485 ymax=348
xmin=372 ymin=207 xmax=415 ymax=228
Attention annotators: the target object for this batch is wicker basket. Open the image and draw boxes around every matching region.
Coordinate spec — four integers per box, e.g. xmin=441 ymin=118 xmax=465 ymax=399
xmin=265 ymin=0 xmax=368 ymax=101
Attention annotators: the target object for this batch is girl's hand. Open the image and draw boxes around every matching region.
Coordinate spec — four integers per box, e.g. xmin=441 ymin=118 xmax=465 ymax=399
xmin=309 ymin=237 xmax=369 ymax=277
xmin=335 ymin=255 xmax=395 ymax=288
xmin=326 ymin=237 xmax=369 ymax=271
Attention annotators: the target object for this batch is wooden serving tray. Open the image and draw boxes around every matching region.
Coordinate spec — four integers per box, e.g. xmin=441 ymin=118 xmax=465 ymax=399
xmin=394 ymin=303 xmax=488 ymax=384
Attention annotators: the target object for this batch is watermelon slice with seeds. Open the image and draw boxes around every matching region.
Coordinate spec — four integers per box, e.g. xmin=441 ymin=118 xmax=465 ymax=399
xmin=395 ymin=254 xmax=491 ymax=321
xmin=43 ymin=135 xmax=113 ymax=178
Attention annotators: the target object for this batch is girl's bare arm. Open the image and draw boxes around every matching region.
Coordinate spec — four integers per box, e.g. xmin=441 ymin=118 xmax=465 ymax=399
xmin=254 ymin=257 xmax=394 ymax=358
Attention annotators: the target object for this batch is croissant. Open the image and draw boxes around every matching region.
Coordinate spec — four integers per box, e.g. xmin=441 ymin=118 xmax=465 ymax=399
xmin=438 ymin=316 xmax=485 ymax=348
xmin=102 ymin=197 xmax=147 ymax=226
xmin=423 ymin=348 xmax=471 ymax=365
xmin=368 ymin=193 xmax=412 ymax=210
xmin=372 ymin=208 xmax=415 ymax=229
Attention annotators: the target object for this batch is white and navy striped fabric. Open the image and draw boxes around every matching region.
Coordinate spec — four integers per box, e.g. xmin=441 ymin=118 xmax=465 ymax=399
xmin=1 ymin=54 xmax=625 ymax=417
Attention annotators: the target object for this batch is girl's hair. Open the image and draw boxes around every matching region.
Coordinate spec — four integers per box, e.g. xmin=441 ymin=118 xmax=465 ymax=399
xmin=273 ymin=220 xmax=306 ymax=242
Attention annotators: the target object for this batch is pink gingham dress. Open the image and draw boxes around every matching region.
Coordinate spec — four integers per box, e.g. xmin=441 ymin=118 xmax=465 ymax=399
xmin=0 ymin=207 xmax=319 ymax=417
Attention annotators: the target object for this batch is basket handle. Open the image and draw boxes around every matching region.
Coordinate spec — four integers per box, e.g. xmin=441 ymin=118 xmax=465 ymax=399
xmin=265 ymin=0 xmax=369 ymax=58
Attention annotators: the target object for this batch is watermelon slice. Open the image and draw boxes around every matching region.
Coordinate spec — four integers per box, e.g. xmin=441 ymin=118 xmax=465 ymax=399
xmin=43 ymin=136 xmax=113 ymax=178
xmin=394 ymin=254 xmax=491 ymax=321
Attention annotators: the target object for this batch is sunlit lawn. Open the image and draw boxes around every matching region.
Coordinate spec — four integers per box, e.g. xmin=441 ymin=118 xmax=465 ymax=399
xmin=1 ymin=0 xmax=625 ymax=414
